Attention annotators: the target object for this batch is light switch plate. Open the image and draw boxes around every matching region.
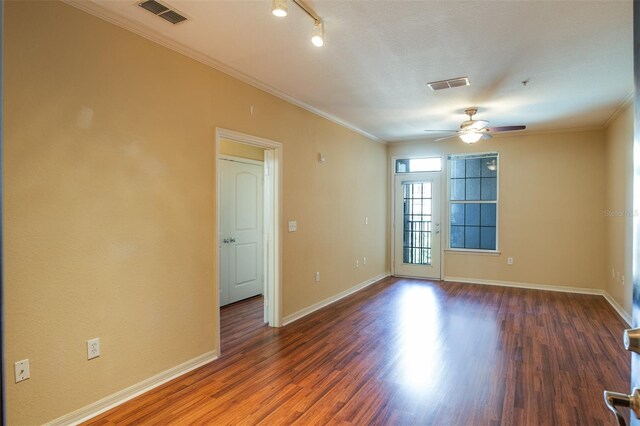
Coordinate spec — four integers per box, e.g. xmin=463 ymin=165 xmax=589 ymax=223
xmin=15 ymin=359 xmax=30 ymax=383
xmin=288 ymin=221 xmax=297 ymax=232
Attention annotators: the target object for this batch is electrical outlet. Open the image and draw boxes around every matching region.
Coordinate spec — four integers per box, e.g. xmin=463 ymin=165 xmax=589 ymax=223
xmin=288 ymin=221 xmax=297 ymax=232
xmin=363 ymin=256 xmax=367 ymax=265
xmin=315 ymin=271 xmax=320 ymax=282
xmin=612 ymin=268 xmax=616 ymax=278
xmin=14 ymin=359 xmax=30 ymax=383
xmin=507 ymin=257 xmax=514 ymax=265
xmin=365 ymin=217 xmax=369 ymax=225
xmin=356 ymin=259 xmax=359 ymax=268
xmin=622 ymin=275 xmax=626 ymax=286
xmin=87 ymin=338 xmax=100 ymax=360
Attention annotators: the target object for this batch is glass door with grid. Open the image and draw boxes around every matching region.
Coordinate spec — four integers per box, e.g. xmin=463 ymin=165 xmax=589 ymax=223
xmin=394 ymin=173 xmax=441 ymax=279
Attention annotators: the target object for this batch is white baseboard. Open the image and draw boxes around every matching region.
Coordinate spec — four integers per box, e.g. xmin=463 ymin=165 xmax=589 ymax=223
xmin=45 ymin=350 xmax=218 ymax=426
xmin=282 ymin=272 xmax=390 ymax=326
xmin=602 ymin=291 xmax=633 ymax=326
xmin=445 ymin=276 xmax=632 ymax=326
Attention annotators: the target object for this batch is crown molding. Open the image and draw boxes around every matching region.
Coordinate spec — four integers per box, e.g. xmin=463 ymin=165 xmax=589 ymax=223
xmin=60 ymin=0 xmax=387 ymax=145
xmin=603 ymin=90 xmax=634 ymax=128
xmin=389 ymin=124 xmax=607 ymax=145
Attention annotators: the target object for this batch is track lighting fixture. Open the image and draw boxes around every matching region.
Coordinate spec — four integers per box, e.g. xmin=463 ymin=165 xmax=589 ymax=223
xmin=272 ymin=0 xmax=288 ymax=17
xmin=271 ymin=0 xmax=325 ymax=47
xmin=311 ymin=20 xmax=324 ymax=47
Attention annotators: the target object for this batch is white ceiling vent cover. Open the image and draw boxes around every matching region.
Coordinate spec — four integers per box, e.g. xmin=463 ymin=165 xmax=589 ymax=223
xmin=138 ymin=0 xmax=187 ymax=24
xmin=427 ymin=77 xmax=470 ymax=91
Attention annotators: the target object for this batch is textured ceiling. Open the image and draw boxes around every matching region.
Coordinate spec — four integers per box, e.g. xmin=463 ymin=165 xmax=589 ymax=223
xmin=65 ymin=0 xmax=633 ymax=143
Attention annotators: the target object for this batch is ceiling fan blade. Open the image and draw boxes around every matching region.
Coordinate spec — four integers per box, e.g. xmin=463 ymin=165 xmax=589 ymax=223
xmin=434 ymin=134 xmax=459 ymax=142
xmin=486 ymin=125 xmax=526 ymax=132
xmin=424 ymin=129 xmax=458 ymax=133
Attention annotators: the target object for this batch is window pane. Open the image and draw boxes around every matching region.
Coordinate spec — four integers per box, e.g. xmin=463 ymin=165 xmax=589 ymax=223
xmin=451 ymin=179 xmax=465 ymax=200
xmin=480 ymin=203 xmax=497 ymax=226
xmin=451 ymin=159 xmax=466 ymax=178
xmin=465 ymin=178 xmax=480 ymax=200
xmin=451 ymin=226 xmax=465 ymax=248
xmin=481 ymin=177 xmax=497 ymax=200
xmin=402 ymin=182 xmax=433 ymax=265
xmin=465 ymin=158 xmax=481 ymax=178
xmin=396 ymin=159 xmax=409 ymax=173
xmin=451 ymin=203 xmax=464 ymax=225
xmin=395 ymin=157 xmax=442 ymax=173
xmin=408 ymin=158 xmax=442 ymax=172
xmin=464 ymin=226 xmax=480 ymax=249
xmin=480 ymin=227 xmax=496 ymax=250
xmin=481 ymin=157 xmax=498 ymax=177
xmin=465 ymin=203 xmax=480 ymax=226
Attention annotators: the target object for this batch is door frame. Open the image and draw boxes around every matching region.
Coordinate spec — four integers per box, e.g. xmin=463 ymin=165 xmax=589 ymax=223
xmin=215 ymin=128 xmax=283 ymax=350
xmin=390 ymin=155 xmax=445 ymax=280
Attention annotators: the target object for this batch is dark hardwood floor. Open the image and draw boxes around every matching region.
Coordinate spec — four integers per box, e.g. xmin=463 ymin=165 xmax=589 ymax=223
xmin=85 ymin=278 xmax=630 ymax=425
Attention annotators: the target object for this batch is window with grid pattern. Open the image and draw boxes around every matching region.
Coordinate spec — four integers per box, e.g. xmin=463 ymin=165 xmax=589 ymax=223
xmin=449 ymin=153 xmax=498 ymax=250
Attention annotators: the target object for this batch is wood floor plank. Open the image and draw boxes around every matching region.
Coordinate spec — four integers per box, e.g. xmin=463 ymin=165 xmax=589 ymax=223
xmin=84 ymin=278 xmax=630 ymax=425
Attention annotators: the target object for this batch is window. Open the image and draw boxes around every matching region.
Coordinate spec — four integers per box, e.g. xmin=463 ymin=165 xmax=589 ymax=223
xmin=396 ymin=157 xmax=442 ymax=173
xmin=449 ymin=153 xmax=498 ymax=250
xmin=401 ymin=181 xmax=433 ymax=265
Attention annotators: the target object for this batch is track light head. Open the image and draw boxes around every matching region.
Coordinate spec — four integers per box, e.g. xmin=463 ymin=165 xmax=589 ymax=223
xmin=272 ymin=0 xmax=288 ymax=17
xmin=312 ymin=20 xmax=324 ymax=47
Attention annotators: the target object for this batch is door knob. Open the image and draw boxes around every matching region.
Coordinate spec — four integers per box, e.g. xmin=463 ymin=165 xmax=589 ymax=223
xmin=604 ymin=388 xmax=640 ymax=426
xmin=223 ymin=238 xmax=230 ymax=243
xmin=230 ymin=238 xmax=236 ymax=243
xmin=624 ymin=328 xmax=640 ymax=354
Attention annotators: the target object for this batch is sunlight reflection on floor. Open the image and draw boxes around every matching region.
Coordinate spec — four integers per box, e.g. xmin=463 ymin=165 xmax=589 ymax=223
xmin=397 ymin=284 xmax=443 ymax=396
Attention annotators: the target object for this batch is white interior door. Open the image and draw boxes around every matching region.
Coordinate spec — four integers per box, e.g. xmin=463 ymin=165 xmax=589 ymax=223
xmin=220 ymin=158 xmax=264 ymax=306
xmin=394 ymin=173 xmax=441 ymax=279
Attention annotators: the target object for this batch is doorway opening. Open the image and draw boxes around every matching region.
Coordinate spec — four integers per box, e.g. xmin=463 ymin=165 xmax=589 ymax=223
xmin=219 ymin=154 xmax=264 ymax=307
xmin=215 ymin=128 xmax=282 ymax=355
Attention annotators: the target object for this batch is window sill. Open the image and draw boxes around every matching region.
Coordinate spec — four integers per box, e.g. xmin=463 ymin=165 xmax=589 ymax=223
xmin=444 ymin=249 xmax=502 ymax=256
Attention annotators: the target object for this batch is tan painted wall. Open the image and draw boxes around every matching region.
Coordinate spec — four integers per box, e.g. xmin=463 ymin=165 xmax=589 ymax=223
xmin=4 ymin=2 xmax=388 ymax=424
xmin=605 ymin=104 xmax=633 ymax=314
xmin=220 ymin=138 xmax=265 ymax=162
xmin=389 ymin=130 xmax=607 ymax=289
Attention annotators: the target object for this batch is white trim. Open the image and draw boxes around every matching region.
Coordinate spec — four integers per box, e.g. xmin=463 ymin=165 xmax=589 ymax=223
xmin=603 ymin=90 xmax=634 ymax=128
xmin=445 ymin=276 xmax=632 ymax=326
xmin=602 ymin=292 xmax=632 ymax=326
xmin=444 ymin=249 xmax=501 ymax=256
xmin=215 ymin=128 xmax=283 ymax=329
xmin=60 ymin=0 xmax=386 ymax=145
xmin=282 ymin=273 xmax=390 ymax=326
xmin=44 ymin=351 xmax=218 ymax=426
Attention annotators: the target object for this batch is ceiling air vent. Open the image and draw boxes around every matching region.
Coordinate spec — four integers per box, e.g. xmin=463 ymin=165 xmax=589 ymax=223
xmin=138 ymin=0 xmax=187 ymax=25
xmin=427 ymin=77 xmax=470 ymax=91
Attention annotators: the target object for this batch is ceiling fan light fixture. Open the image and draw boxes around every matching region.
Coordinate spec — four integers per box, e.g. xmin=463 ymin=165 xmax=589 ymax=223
xmin=272 ymin=0 xmax=288 ymax=17
xmin=459 ymin=131 xmax=483 ymax=144
xmin=311 ymin=20 xmax=324 ymax=47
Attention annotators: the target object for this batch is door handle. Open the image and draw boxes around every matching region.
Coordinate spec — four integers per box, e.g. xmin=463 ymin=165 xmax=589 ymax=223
xmin=230 ymin=238 xmax=236 ymax=243
xmin=223 ymin=238 xmax=230 ymax=244
xmin=624 ymin=328 xmax=640 ymax=354
xmin=604 ymin=388 xmax=640 ymax=426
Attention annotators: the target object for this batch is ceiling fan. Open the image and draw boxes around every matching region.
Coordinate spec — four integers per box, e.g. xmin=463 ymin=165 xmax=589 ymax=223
xmin=425 ymin=108 xmax=526 ymax=144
